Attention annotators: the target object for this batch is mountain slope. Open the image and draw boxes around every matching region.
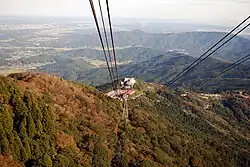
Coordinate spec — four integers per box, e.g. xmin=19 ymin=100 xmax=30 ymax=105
xmin=0 ymin=72 xmax=122 ymax=167
xmin=0 ymin=72 xmax=250 ymax=166
xmin=77 ymin=52 xmax=250 ymax=91
xmin=40 ymin=58 xmax=95 ymax=81
xmin=62 ymin=47 xmax=164 ymax=63
xmin=37 ymin=47 xmax=165 ymax=81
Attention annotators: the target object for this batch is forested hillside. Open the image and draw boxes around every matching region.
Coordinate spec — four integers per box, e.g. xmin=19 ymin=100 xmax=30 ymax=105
xmin=75 ymin=52 xmax=250 ymax=92
xmin=0 ymin=72 xmax=250 ymax=166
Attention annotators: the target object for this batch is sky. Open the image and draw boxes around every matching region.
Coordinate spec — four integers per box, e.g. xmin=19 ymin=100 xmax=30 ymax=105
xmin=1 ymin=0 xmax=250 ymax=25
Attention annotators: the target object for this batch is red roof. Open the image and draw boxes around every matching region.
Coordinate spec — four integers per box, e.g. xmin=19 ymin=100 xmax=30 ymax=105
xmin=126 ymin=90 xmax=136 ymax=95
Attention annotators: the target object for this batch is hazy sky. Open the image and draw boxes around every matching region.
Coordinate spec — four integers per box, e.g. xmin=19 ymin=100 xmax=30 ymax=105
xmin=1 ymin=0 xmax=250 ymax=25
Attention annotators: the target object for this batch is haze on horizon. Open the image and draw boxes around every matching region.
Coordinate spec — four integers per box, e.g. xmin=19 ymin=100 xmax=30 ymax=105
xmin=1 ymin=0 xmax=250 ymax=26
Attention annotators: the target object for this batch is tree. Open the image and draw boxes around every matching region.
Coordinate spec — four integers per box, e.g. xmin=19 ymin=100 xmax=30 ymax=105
xmin=11 ymin=132 xmax=22 ymax=161
xmin=23 ymin=138 xmax=31 ymax=159
xmin=23 ymin=90 xmax=34 ymax=111
xmin=42 ymin=106 xmax=54 ymax=135
xmin=42 ymin=153 xmax=53 ymax=167
xmin=19 ymin=118 xmax=28 ymax=139
xmin=27 ymin=113 xmax=36 ymax=138
xmin=0 ymin=105 xmax=13 ymax=135
xmin=140 ymin=160 xmax=159 ymax=167
xmin=0 ymin=123 xmax=9 ymax=154
xmin=31 ymin=142 xmax=43 ymax=162
xmin=13 ymin=98 xmax=28 ymax=131
xmin=93 ymin=142 xmax=109 ymax=167
xmin=54 ymin=154 xmax=70 ymax=167
xmin=111 ymin=152 xmax=129 ymax=167
xmin=42 ymin=91 xmax=52 ymax=104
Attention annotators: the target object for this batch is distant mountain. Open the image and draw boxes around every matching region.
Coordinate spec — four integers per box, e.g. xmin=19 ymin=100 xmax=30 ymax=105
xmin=40 ymin=58 xmax=95 ymax=81
xmin=38 ymin=46 xmax=166 ymax=82
xmin=70 ymin=30 xmax=250 ymax=62
xmin=11 ymin=30 xmax=250 ymax=89
xmin=77 ymin=52 xmax=250 ymax=92
xmin=20 ymin=30 xmax=250 ymax=92
xmin=41 ymin=30 xmax=250 ymax=62
xmin=0 ymin=72 xmax=250 ymax=166
xmin=242 ymin=35 xmax=250 ymax=40
xmin=63 ymin=46 xmax=165 ymax=62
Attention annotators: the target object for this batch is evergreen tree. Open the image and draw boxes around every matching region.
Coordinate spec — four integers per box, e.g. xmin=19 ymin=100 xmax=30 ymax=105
xmin=42 ymin=106 xmax=54 ymax=135
xmin=93 ymin=142 xmax=110 ymax=167
xmin=0 ymin=123 xmax=9 ymax=154
xmin=42 ymin=153 xmax=53 ymax=167
xmin=0 ymin=104 xmax=13 ymax=135
xmin=27 ymin=113 xmax=36 ymax=138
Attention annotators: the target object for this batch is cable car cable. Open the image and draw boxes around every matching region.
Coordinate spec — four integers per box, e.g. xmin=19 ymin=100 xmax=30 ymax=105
xmin=167 ymin=22 xmax=250 ymax=87
xmin=196 ymin=53 xmax=250 ymax=86
xmin=89 ymin=0 xmax=115 ymax=89
xmin=166 ymin=16 xmax=250 ymax=87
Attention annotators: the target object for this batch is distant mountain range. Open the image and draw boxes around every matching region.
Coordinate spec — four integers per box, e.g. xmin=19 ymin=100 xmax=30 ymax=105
xmin=34 ymin=30 xmax=250 ymax=62
xmin=34 ymin=30 xmax=250 ymax=91
xmin=71 ymin=52 xmax=250 ymax=92
xmin=242 ymin=34 xmax=250 ymax=40
xmin=62 ymin=46 xmax=165 ymax=63
xmin=39 ymin=51 xmax=250 ymax=92
xmin=63 ymin=30 xmax=250 ymax=62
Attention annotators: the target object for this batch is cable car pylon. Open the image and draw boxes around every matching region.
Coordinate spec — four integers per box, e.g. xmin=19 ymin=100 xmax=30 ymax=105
xmin=106 ymin=78 xmax=136 ymax=122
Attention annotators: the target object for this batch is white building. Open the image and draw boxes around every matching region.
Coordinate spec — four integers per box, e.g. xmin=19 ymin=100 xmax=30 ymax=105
xmin=121 ymin=78 xmax=136 ymax=89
